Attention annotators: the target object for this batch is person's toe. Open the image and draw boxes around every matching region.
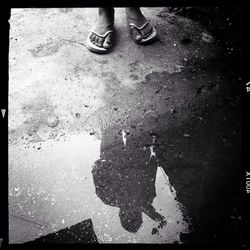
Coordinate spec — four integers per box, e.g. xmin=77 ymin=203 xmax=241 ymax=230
xmin=142 ymin=24 xmax=153 ymax=38
xmin=103 ymin=33 xmax=113 ymax=49
xmin=91 ymin=34 xmax=97 ymax=45
xmin=147 ymin=25 xmax=153 ymax=36
xmin=130 ymin=26 xmax=142 ymax=42
xmin=140 ymin=27 xmax=147 ymax=38
xmin=90 ymin=33 xmax=95 ymax=42
xmin=94 ymin=36 xmax=100 ymax=46
xmin=97 ymin=37 xmax=104 ymax=47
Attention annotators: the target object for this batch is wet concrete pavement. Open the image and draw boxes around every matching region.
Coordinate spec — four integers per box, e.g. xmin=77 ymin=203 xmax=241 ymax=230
xmin=8 ymin=7 xmax=242 ymax=244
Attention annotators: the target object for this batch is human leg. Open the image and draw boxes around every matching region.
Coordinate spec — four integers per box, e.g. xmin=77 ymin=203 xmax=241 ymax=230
xmin=125 ymin=7 xmax=157 ymax=44
xmin=86 ymin=8 xmax=115 ymax=53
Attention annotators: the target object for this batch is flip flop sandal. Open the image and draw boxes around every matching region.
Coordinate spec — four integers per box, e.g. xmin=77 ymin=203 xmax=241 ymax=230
xmin=129 ymin=21 xmax=157 ymax=44
xmin=86 ymin=29 xmax=114 ymax=54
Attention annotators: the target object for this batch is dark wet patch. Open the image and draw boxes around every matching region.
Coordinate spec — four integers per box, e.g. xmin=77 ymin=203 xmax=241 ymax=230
xmin=154 ymin=103 xmax=241 ymax=244
xmin=167 ymin=6 xmax=242 ymax=72
xmin=181 ymin=37 xmax=192 ymax=45
xmin=85 ymin=59 xmax=239 ymax=138
xmin=89 ymin=68 xmax=241 ymax=241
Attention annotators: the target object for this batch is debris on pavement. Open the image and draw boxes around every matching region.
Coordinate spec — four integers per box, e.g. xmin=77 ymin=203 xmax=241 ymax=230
xmin=201 ymin=32 xmax=214 ymax=43
xmin=46 ymin=116 xmax=59 ymax=128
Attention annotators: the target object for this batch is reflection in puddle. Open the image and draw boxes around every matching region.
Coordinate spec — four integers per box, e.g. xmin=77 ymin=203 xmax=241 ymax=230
xmin=149 ymin=145 xmax=156 ymax=158
xmin=91 ymin=128 xmax=191 ymax=243
xmin=9 ymin=132 xmax=102 ymax=243
xmin=122 ymin=130 xmax=127 ymax=147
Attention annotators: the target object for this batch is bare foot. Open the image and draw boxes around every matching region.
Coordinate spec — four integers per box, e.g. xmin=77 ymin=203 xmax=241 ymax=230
xmin=89 ymin=8 xmax=114 ymax=49
xmin=126 ymin=8 xmax=154 ymax=42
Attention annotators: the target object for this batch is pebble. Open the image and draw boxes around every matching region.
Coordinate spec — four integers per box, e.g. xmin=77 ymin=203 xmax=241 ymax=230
xmin=171 ymin=107 xmax=176 ymax=114
xmin=46 ymin=116 xmax=59 ymax=128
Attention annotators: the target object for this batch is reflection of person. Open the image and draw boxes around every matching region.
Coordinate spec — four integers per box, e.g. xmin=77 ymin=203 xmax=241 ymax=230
xmin=86 ymin=8 xmax=157 ymax=53
xmin=91 ymin=127 xmax=166 ymax=233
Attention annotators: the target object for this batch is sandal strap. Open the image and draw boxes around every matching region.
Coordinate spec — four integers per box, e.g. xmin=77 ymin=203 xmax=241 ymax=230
xmin=129 ymin=21 xmax=150 ymax=30
xmin=90 ymin=29 xmax=114 ymax=38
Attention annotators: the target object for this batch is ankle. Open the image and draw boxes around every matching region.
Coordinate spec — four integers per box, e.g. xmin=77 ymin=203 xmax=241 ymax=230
xmin=97 ymin=8 xmax=114 ymax=27
xmin=98 ymin=8 xmax=114 ymax=18
xmin=125 ymin=7 xmax=143 ymax=18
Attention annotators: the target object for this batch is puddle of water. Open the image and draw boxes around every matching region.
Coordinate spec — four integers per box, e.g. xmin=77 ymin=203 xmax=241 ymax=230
xmin=9 ymin=129 xmax=190 ymax=244
xmin=9 ymin=132 xmax=101 ymax=243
